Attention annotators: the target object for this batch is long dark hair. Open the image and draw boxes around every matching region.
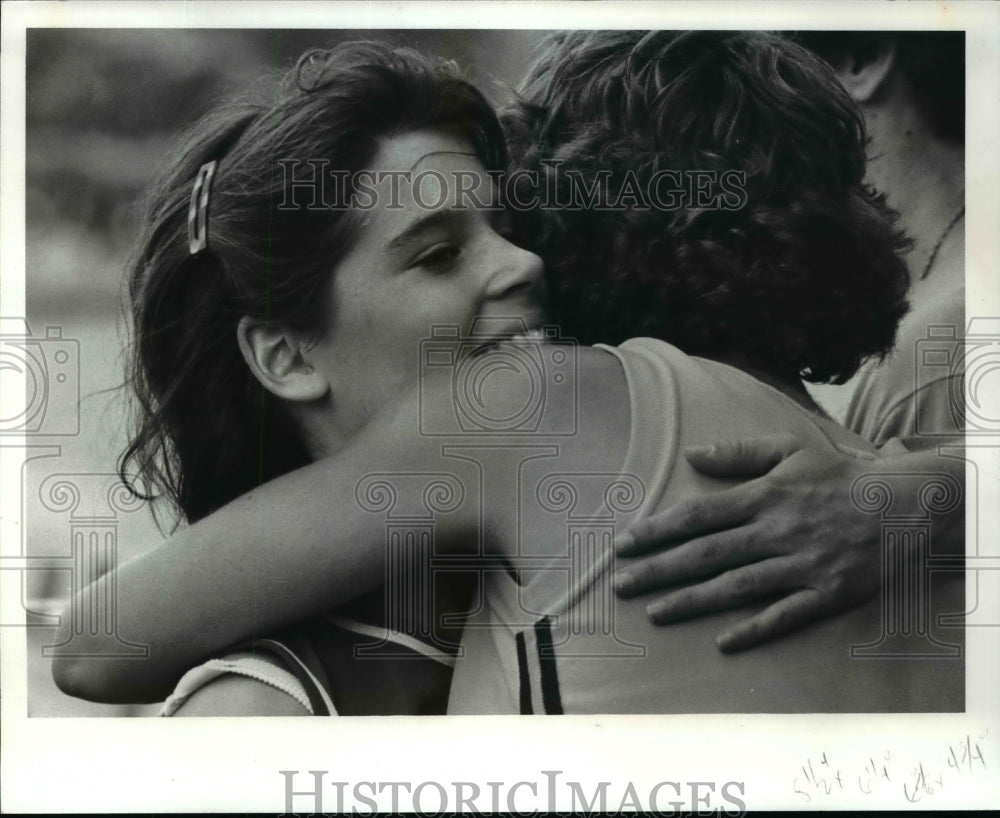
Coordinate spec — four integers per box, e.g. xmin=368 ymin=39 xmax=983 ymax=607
xmin=506 ymin=30 xmax=911 ymax=385
xmin=120 ymin=42 xmax=508 ymax=525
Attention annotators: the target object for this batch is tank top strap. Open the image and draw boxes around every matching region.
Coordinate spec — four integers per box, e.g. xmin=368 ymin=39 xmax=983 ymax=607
xmin=324 ymin=613 xmax=458 ymax=668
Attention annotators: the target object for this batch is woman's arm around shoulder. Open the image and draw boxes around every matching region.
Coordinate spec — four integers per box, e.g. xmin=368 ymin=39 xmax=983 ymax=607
xmin=52 ymin=343 xmax=627 ymax=704
xmin=52 ymin=375 xmax=481 ymax=704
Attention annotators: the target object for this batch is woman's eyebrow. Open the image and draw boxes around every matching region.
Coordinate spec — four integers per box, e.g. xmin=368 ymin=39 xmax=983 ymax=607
xmin=385 ymin=209 xmax=461 ymax=252
xmin=408 ymin=150 xmax=478 ymax=171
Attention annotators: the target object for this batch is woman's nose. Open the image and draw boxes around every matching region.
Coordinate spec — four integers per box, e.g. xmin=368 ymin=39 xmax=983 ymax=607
xmin=484 ymin=239 xmax=544 ymax=301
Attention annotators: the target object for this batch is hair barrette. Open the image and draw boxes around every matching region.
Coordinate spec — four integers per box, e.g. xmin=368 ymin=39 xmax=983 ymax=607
xmin=187 ymin=161 xmax=218 ymax=255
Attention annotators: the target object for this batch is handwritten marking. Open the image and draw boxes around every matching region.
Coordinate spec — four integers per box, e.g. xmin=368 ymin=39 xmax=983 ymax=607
xmin=793 ymin=731 xmax=988 ymax=804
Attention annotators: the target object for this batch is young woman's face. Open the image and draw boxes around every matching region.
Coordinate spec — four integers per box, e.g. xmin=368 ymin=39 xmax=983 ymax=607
xmin=307 ymin=130 xmax=546 ymax=437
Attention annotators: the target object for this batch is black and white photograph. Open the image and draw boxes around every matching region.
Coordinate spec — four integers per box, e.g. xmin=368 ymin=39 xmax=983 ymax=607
xmin=2 ymin=1 xmax=998 ymax=813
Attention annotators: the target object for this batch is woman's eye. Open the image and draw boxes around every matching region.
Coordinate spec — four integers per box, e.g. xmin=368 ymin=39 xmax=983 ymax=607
xmin=413 ymin=244 xmax=460 ymax=272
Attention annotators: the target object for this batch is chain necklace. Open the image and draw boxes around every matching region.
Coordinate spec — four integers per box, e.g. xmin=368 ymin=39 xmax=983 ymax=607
xmin=919 ymin=201 xmax=965 ymax=280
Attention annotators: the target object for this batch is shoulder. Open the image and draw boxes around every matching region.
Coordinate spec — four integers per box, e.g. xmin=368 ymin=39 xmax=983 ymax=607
xmin=171 ymin=654 xmax=310 ymax=717
xmin=171 ymin=674 xmax=311 ymax=717
xmin=845 ymin=287 xmax=966 ymax=445
xmin=895 ymin=285 xmax=965 ymax=354
xmin=417 ymin=340 xmax=628 ymax=442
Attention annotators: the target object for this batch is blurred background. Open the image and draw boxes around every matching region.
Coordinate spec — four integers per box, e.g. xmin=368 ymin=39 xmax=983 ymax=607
xmin=23 ymin=28 xmax=548 ymax=716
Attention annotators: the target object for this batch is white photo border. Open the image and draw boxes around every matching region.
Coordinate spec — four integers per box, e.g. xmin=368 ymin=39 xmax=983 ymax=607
xmin=2 ymin=1 xmax=998 ymax=812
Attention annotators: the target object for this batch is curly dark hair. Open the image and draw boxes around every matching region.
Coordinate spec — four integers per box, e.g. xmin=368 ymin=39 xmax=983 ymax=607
xmin=505 ymin=30 xmax=911 ymax=385
xmin=120 ymin=42 xmax=508 ymax=525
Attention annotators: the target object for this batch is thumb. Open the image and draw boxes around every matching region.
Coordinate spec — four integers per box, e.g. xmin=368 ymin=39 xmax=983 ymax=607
xmin=684 ymin=433 xmax=803 ymax=478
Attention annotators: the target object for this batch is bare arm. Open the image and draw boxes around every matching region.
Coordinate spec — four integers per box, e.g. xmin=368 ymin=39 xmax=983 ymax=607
xmin=615 ymin=434 xmax=964 ymax=652
xmin=171 ymin=677 xmax=311 ymax=717
xmin=169 ymin=661 xmax=312 ymax=717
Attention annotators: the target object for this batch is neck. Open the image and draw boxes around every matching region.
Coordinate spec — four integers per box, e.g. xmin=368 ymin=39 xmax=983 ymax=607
xmin=295 ymin=401 xmax=351 ymax=461
xmin=715 ymin=354 xmax=828 ymax=419
xmin=863 ymin=100 xmax=965 ymax=284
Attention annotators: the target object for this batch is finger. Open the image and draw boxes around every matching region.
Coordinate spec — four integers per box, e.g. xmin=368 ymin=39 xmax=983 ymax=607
xmin=616 ymin=530 xmax=767 ymax=597
xmin=615 ymin=484 xmax=764 ymax=556
xmin=645 ymin=557 xmax=798 ymax=624
xmin=684 ymin=432 xmax=803 ymax=479
xmin=715 ymin=589 xmax=828 ymax=653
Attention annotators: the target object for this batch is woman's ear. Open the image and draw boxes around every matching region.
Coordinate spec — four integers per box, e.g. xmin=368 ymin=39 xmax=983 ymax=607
xmin=236 ymin=316 xmax=329 ymax=402
xmin=831 ymin=40 xmax=897 ymax=104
